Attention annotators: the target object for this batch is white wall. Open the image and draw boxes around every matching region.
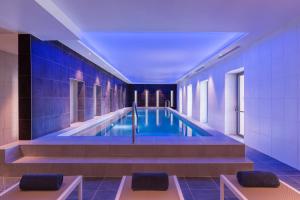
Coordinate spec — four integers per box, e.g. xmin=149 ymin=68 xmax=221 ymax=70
xmin=178 ymin=88 xmax=183 ymax=113
xmin=199 ymin=80 xmax=208 ymax=123
xmin=187 ymin=84 xmax=193 ymax=117
xmin=0 ymin=50 xmax=18 ymax=146
xmin=178 ymin=22 xmax=300 ymax=169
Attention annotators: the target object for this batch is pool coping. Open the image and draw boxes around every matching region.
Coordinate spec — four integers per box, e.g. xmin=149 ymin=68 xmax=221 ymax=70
xmin=59 ymin=107 xmax=132 ymax=136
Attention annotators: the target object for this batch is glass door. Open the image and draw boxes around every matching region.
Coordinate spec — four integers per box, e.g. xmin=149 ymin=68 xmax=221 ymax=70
xmin=237 ymin=73 xmax=244 ymax=136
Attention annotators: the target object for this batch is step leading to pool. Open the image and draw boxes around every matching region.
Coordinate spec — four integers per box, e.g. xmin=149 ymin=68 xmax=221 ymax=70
xmin=19 ymin=143 xmax=246 ymax=158
xmin=6 ymin=156 xmax=252 ymax=177
xmin=0 ymin=143 xmax=253 ymax=177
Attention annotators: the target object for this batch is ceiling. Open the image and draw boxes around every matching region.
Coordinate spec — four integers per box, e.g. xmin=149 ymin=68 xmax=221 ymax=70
xmin=0 ymin=0 xmax=300 ymax=83
xmin=83 ymin=32 xmax=244 ymax=83
xmin=52 ymin=0 xmax=300 ymax=33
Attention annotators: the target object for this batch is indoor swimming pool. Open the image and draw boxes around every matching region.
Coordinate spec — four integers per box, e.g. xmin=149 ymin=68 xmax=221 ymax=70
xmin=74 ymin=108 xmax=211 ymax=137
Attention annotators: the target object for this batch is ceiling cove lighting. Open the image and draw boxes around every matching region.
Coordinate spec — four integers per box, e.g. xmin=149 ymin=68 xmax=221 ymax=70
xmin=77 ymin=40 xmax=130 ymax=83
xmin=176 ymin=33 xmax=247 ymax=83
xmin=84 ymin=32 xmax=246 ymax=83
xmin=195 ymin=65 xmax=206 ymax=73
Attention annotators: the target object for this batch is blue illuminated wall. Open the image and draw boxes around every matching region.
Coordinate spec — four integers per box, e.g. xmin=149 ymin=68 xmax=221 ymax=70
xmin=19 ymin=34 xmax=127 ymax=139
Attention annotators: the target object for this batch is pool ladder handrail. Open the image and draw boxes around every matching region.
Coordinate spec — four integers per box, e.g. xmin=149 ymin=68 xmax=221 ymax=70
xmin=132 ymin=102 xmax=139 ymax=144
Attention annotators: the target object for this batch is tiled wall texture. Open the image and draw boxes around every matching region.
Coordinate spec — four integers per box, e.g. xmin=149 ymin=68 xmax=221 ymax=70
xmin=127 ymin=84 xmax=177 ymax=108
xmin=19 ymin=35 xmax=127 ymax=139
xmin=0 ymin=50 xmax=18 ymax=145
xmin=178 ymin=22 xmax=300 ymax=170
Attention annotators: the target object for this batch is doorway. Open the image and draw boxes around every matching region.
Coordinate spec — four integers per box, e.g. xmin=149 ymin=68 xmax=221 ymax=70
xmin=187 ymin=84 xmax=193 ymax=117
xmin=70 ymin=79 xmax=85 ymax=123
xmin=199 ymin=80 xmax=208 ymax=123
xmin=70 ymin=79 xmax=78 ymax=123
xmin=179 ymin=88 xmax=183 ymax=113
xmin=94 ymin=85 xmax=101 ymax=116
xmin=237 ymin=72 xmax=245 ymax=136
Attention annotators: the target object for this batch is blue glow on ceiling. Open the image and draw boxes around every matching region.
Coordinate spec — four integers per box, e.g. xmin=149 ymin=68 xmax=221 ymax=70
xmin=84 ymin=32 xmax=246 ymax=83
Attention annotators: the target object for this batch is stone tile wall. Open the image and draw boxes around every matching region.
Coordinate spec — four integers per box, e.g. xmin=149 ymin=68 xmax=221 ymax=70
xmin=19 ymin=35 xmax=127 ymax=139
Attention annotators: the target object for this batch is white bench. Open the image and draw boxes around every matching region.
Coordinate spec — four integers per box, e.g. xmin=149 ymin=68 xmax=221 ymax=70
xmin=220 ymin=175 xmax=300 ymax=200
xmin=115 ymin=175 xmax=184 ymax=200
xmin=0 ymin=176 xmax=82 ymax=200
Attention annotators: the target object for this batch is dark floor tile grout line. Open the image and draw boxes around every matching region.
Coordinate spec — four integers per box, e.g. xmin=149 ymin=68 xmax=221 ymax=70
xmin=90 ymin=189 xmax=98 ymax=200
xmin=212 ymin=177 xmax=220 ymax=189
xmin=184 ymin=177 xmax=196 ymax=200
xmin=96 ymin=178 xmax=104 ymax=191
xmin=91 ymin=179 xmax=104 ymax=200
xmin=180 ymin=177 xmax=194 ymax=200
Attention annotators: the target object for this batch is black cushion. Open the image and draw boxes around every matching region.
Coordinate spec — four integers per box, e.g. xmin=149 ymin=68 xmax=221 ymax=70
xmin=19 ymin=174 xmax=64 ymax=191
xmin=237 ymin=171 xmax=280 ymax=188
xmin=131 ymin=172 xmax=169 ymax=191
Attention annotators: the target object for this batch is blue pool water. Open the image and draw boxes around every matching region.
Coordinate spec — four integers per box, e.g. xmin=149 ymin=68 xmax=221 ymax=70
xmin=98 ymin=108 xmax=210 ymax=136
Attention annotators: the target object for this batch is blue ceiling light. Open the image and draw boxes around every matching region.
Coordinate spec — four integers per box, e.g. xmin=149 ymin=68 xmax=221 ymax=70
xmin=83 ymin=32 xmax=246 ymax=84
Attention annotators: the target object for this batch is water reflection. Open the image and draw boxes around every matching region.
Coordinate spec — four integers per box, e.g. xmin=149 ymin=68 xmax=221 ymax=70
xmin=156 ymin=109 xmax=160 ymax=126
xmin=179 ymin=120 xmax=182 ymax=132
xmin=145 ymin=109 xmax=148 ymax=126
xmin=91 ymin=109 xmax=210 ymax=137
xmin=182 ymin=124 xmax=186 ymax=136
xmin=187 ymin=127 xmax=192 ymax=137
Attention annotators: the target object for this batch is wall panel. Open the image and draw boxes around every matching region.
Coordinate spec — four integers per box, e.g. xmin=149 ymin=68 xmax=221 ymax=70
xmin=19 ymin=34 xmax=128 ymax=139
xmin=178 ymin=23 xmax=300 ymax=169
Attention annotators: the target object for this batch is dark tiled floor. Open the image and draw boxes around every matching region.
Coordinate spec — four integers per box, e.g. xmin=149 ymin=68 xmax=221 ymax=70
xmin=67 ymin=147 xmax=300 ymax=200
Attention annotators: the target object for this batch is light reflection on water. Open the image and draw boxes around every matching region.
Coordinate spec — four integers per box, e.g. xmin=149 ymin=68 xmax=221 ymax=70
xmin=96 ymin=108 xmax=210 ymax=137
